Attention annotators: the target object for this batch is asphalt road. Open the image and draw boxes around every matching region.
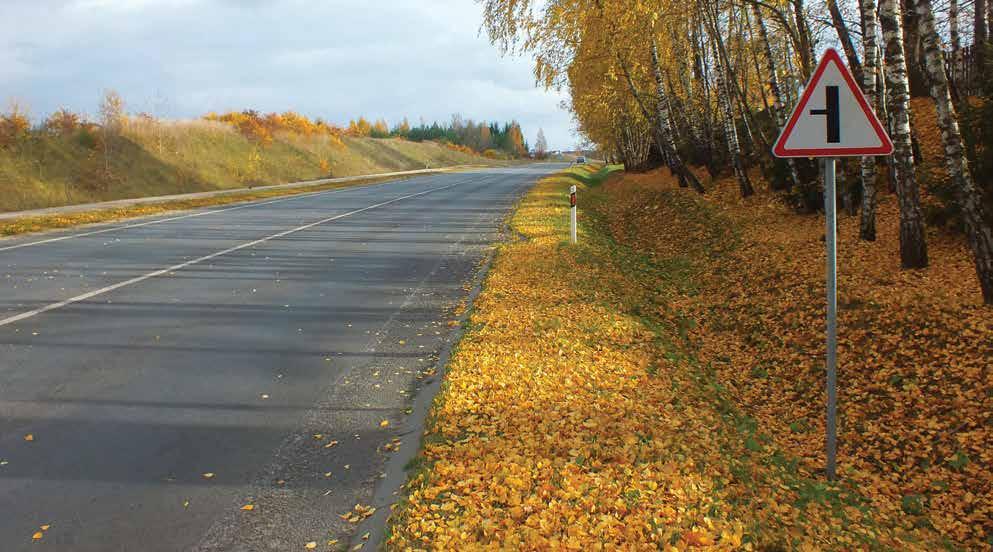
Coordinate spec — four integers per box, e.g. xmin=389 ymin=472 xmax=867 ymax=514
xmin=0 ymin=165 xmax=561 ymax=551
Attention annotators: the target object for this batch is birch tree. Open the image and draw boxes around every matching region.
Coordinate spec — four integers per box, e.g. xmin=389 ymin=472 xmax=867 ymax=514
xmin=478 ymin=0 xmax=993 ymax=301
xmin=879 ymin=0 xmax=929 ymax=268
xmin=651 ymin=41 xmax=706 ymax=193
xmin=827 ymin=0 xmax=863 ymax=83
xmin=914 ymin=0 xmax=993 ymax=301
xmin=751 ymin=4 xmax=801 ymax=191
xmin=712 ymin=39 xmax=755 ymax=198
xmin=618 ymin=57 xmax=684 ymax=183
xmin=535 ymin=128 xmax=549 ymax=158
xmin=859 ymin=0 xmax=881 ymax=241
xmin=977 ymin=0 xmax=989 ymax=45
xmin=949 ymin=0 xmax=961 ymax=85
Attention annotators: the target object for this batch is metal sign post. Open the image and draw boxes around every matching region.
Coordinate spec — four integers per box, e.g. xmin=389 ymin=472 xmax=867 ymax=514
xmin=569 ymin=185 xmax=577 ymax=244
xmin=823 ymin=158 xmax=838 ymax=480
xmin=773 ymin=49 xmax=893 ymax=481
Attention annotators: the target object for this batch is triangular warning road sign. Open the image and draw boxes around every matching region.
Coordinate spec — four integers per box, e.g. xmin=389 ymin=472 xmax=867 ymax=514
xmin=773 ymin=49 xmax=893 ymax=158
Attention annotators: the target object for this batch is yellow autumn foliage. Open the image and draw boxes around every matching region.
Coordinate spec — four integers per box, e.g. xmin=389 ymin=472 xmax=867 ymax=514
xmin=387 ymin=166 xmax=948 ymax=550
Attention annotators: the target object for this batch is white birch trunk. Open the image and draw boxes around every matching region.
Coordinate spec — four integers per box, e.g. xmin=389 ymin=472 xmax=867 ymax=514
xmin=915 ymin=0 xmax=993 ymax=302
xmin=711 ymin=39 xmax=754 ymax=197
xmin=950 ymin=0 xmax=961 ymax=84
xmin=752 ymin=4 xmax=801 ymax=190
xmin=651 ymin=41 xmax=706 ymax=193
xmin=880 ymin=0 xmax=929 ymax=268
xmin=859 ymin=0 xmax=881 ymax=240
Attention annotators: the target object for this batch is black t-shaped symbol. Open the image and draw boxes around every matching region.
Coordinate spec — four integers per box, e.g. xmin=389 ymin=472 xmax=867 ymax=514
xmin=809 ymin=86 xmax=840 ymax=143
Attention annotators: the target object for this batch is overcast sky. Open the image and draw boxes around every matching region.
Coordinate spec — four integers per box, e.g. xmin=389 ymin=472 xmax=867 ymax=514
xmin=0 ymin=0 xmax=576 ymax=149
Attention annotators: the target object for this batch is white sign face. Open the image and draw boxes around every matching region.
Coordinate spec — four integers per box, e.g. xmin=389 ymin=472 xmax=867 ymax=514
xmin=773 ymin=49 xmax=893 ymax=158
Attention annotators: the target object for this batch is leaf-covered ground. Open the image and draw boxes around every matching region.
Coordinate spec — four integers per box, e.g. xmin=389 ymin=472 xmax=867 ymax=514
xmin=599 ymin=165 xmax=991 ymax=549
xmin=386 ymin=165 xmax=981 ymax=550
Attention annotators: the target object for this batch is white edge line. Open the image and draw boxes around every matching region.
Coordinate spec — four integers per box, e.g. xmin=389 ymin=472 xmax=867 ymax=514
xmin=0 ymin=172 xmax=437 ymax=253
xmin=0 ymin=182 xmax=459 ymax=329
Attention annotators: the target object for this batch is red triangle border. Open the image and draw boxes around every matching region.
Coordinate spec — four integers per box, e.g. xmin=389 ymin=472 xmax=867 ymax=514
xmin=772 ymin=48 xmax=894 ymax=158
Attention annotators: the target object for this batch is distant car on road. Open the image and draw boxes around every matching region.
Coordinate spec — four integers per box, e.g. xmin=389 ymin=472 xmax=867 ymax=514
xmin=575 ymin=156 xmax=586 ymax=164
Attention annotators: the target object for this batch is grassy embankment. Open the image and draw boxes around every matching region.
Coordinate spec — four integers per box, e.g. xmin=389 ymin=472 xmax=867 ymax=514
xmin=0 ymin=118 xmax=498 ymax=235
xmin=385 ymin=163 xmax=990 ymax=550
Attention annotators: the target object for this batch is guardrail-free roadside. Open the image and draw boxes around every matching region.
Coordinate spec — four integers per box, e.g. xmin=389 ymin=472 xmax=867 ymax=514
xmin=0 ymin=165 xmax=480 ymax=221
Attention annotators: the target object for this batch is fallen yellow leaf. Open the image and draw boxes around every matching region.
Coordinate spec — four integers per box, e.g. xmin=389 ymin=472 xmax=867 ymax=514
xmin=379 ymin=420 xmax=389 ymax=428
xmin=241 ymin=504 xmax=254 ymax=511
xmin=32 ymin=532 xmax=43 ymax=540
xmin=304 ymin=542 xmax=317 ymax=549
xmin=683 ymin=531 xmax=714 ymax=547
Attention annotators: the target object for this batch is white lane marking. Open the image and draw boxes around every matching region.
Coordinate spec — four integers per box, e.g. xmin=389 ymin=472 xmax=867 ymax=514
xmin=0 ymin=182 xmax=460 ymax=328
xmin=0 ymin=174 xmax=434 ymax=253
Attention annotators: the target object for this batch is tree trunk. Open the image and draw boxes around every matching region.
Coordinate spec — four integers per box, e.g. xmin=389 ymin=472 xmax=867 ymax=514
xmin=827 ymin=0 xmax=864 ymax=83
xmin=792 ymin=0 xmax=816 ymax=77
xmin=915 ymin=0 xmax=993 ymax=302
xmin=902 ymin=2 xmax=929 ymax=97
xmin=651 ymin=42 xmax=706 ymax=193
xmin=712 ymin=40 xmax=755 ymax=197
xmin=707 ymin=1 xmax=768 ymax=153
xmin=745 ymin=11 xmax=774 ymax=119
xmin=752 ymin=4 xmax=801 ymax=191
xmin=693 ymin=18 xmax=720 ymax=176
xmin=859 ymin=0 xmax=881 ymax=240
xmin=880 ymin=0 xmax=929 ymax=268
xmin=950 ymin=0 xmax=961 ymax=84
xmin=876 ymin=40 xmax=899 ymax=195
xmin=977 ymin=0 xmax=989 ymax=45
xmin=842 ymin=163 xmax=859 ymax=216
xmin=728 ymin=4 xmax=762 ymax=152
xmin=617 ymin=57 xmax=675 ymax=176
xmin=978 ymin=0 xmax=989 ymax=70
xmin=619 ymin=52 xmax=704 ymax=192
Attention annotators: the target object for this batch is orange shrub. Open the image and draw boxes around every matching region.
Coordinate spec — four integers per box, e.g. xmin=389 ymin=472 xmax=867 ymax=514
xmin=442 ymin=142 xmax=476 ymax=156
xmin=280 ymin=111 xmax=315 ymax=135
xmin=347 ymin=117 xmax=372 ymax=137
xmin=44 ymin=108 xmax=82 ymax=137
xmin=205 ymin=110 xmax=343 ymax=147
xmin=0 ymin=102 xmax=31 ymax=148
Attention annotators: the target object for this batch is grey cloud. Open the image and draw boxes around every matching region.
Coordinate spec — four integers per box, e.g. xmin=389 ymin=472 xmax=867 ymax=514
xmin=0 ymin=0 xmax=574 ymax=149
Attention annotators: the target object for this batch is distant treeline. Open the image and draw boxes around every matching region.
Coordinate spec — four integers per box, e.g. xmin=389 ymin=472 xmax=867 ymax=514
xmin=347 ymin=115 xmax=530 ymax=158
xmin=0 ymin=100 xmax=530 ymax=160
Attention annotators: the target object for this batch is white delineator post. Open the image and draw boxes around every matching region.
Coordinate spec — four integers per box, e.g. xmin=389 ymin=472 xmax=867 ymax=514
xmin=823 ymin=158 xmax=838 ymax=481
xmin=569 ymin=185 xmax=577 ymax=244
